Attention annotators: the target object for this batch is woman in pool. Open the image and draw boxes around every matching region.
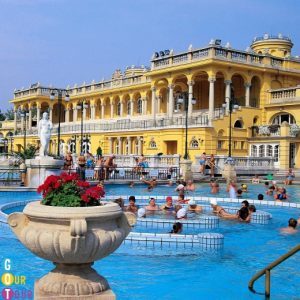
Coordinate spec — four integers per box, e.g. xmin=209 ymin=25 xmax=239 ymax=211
xmin=145 ymin=198 xmax=160 ymax=211
xmin=160 ymin=196 xmax=174 ymax=211
xmin=274 ymin=187 xmax=288 ymax=201
xmin=252 ymin=174 xmax=260 ymax=184
xmin=210 ymin=199 xmax=237 ymax=220
xmin=199 ymin=152 xmax=207 ymax=175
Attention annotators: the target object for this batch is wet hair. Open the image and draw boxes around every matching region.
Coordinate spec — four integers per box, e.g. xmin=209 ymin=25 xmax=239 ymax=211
xmin=265 ymin=181 xmax=269 ymax=186
xmin=170 ymin=222 xmax=183 ymax=234
xmin=249 ymin=205 xmax=256 ymax=212
xmin=258 ymin=194 xmax=264 ymax=200
xmin=288 ymin=218 xmax=298 ymax=229
xmin=238 ymin=207 xmax=249 ymax=220
xmin=178 ymin=194 xmax=184 ymax=200
xmin=129 ymin=196 xmax=136 ymax=202
xmin=237 ymin=189 xmax=243 ymax=195
xmin=241 ymin=200 xmax=249 ymax=207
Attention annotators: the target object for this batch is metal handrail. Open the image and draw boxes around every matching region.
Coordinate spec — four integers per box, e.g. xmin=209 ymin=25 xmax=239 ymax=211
xmin=248 ymin=243 xmax=300 ymax=298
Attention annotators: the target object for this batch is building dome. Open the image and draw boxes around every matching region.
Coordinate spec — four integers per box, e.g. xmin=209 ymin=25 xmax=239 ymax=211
xmin=251 ymin=33 xmax=293 ymax=58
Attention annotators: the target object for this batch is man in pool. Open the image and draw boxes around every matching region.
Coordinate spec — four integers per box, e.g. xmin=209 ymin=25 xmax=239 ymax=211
xmin=280 ymin=218 xmax=298 ymax=234
xmin=141 ymin=177 xmax=157 ymax=191
xmin=145 ymin=198 xmax=160 ymax=211
xmin=210 ymin=199 xmax=237 ymax=220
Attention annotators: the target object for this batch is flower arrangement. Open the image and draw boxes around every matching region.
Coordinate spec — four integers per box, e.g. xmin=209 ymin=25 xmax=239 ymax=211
xmin=37 ymin=172 xmax=105 ymax=207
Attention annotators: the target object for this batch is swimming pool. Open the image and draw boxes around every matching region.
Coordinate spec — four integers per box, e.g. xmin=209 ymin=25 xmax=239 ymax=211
xmin=1 ymin=184 xmax=300 ymax=299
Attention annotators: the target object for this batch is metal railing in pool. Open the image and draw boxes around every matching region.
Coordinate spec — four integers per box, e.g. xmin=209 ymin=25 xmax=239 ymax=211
xmin=248 ymin=243 xmax=300 ymax=298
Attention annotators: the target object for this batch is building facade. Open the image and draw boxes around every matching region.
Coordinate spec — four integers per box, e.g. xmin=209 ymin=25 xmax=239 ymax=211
xmin=8 ymin=34 xmax=300 ymax=169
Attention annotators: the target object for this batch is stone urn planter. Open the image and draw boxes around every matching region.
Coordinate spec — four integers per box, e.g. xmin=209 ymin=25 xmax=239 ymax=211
xmin=8 ymin=201 xmax=135 ymax=299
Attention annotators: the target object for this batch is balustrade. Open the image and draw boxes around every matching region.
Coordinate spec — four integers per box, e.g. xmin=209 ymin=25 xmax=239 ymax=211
xmin=269 ymin=87 xmax=299 ymax=104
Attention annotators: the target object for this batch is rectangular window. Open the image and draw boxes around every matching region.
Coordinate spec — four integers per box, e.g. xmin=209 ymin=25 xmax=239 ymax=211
xmin=241 ymin=141 xmax=245 ymax=149
xmin=233 ymin=141 xmax=238 ymax=149
xmin=217 ymin=140 xmax=223 ymax=149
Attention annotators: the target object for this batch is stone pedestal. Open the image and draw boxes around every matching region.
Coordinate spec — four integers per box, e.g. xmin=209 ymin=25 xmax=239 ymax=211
xmin=180 ymin=159 xmax=193 ymax=181
xmin=25 ymin=157 xmax=64 ymax=188
xmin=222 ymin=163 xmax=237 ymax=183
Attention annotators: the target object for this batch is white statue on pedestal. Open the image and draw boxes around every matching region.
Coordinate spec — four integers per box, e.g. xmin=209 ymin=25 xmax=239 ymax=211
xmin=38 ymin=112 xmax=53 ymax=157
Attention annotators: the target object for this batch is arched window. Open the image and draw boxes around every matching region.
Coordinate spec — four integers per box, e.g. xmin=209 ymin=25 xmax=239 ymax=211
xmin=82 ymin=139 xmax=91 ymax=154
xmin=116 ymin=102 xmax=121 ymax=116
xmin=149 ymin=140 xmax=157 ymax=149
xmin=69 ymin=140 xmax=76 ymax=153
xmin=127 ymin=101 xmax=131 ymax=116
xmin=251 ymin=145 xmax=257 ymax=157
xmin=137 ymin=98 xmax=143 ymax=114
xmin=190 ymin=139 xmax=199 ymax=149
xmin=234 ymin=120 xmax=243 ymax=128
xmin=272 ymin=113 xmax=295 ymax=125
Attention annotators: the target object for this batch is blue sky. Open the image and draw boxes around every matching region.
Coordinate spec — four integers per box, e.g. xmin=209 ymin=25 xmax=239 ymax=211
xmin=0 ymin=0 xmax=299 ymax=110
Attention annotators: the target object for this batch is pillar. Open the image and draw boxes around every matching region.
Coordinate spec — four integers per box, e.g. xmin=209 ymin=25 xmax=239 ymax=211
xmin=49 ymin=107 xmax=53 ymax=122
xmin=188 ymin=81 xmax=194 ymax=118
xmin=168 ymin=84 xmax=174 ymax=119
xmin=37 ymin=107 xmax=41 ymax=123
xmin=138 ymin=137 xmax=142 ymax=155
xmin=21 ymin=115 xmax=24 ymax=133
xmin=130 ymin=100 xmax=134 ymax=116
xmin=73 ymin=108 xmax=78 ymax=122
xmin=245 ymin=83 xmax=251 ymax=107
xmin=143 ymin=98 xmax=147 ymax=115
xmin=208 ymin=78 xmax=216 ymax=124
xmin=225 ymin=80 xmax=231 ymax=114
xmin=14 ymin=110 xmax=17 ymax=132
xmin=83 ymin=107 xmax=87 ymax=121
xmin=151 ymin=87 xmax=156 ymax=120
xmin=91 ymin=105 xmax=96 ymax=120
xmin=101 ymin=104 xmax=105 ymax=119
xmin=28 ymin=109 xmax=32 ymax=130
xmin=110 ymin=102 xmax=114 ymax=118
xmin=65 ymin=108 xmax=69 ymax=123
xmin=127 ymin=137 xmax=132 ymax=154
xmin=120 ymin=101 xmax=124 ymax=117
xmin=117 ymin=137 xmax=122 ymax=154
xmin=109 ymin=137 xmax=113 ymax=154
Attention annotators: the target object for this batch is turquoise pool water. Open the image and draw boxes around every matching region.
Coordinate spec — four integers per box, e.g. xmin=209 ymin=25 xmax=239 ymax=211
xmin=1 ymin=184 xmax=300 ymax=299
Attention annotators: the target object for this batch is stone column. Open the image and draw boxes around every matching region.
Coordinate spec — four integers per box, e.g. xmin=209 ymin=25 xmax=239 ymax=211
xmin=83 ymin=107 xmax=87 ymax=121
xmin=225 ymin=80 xmax=232 ymax=114
xmin=90 ymin=105 xmax=96 ymax=120
xmin=157 ymin=95 xmax=161 ymax=114
xmin=14 ymin=110 xmax=17 ymax=132
xmin=117 ymin=137 xmax=122 ymax=154
xmin=137 ymin=137 xmax=142 ymax=155
xmin=110 ymin=102 xmax=114 ymax=118
xmin=49 ymin=108 xmax=53 ymax=122
xmin=36 ymin=107 xmax=41 ymax=123
xmin=143 ymin=98 xmax=147 ymax=115
xmin=151 ymin=87 xmax=156 ymax=120
xmin=245 ymin=83 xmax=251 ymax=107
xmin=130 ymin=100 xmax=134 ymax=116
xmin=21 ymin=115 xmax=24 ymax=133
xmin=28 ymin=109 xmax=32 ymax=130
xmin=180 ymin=160 xmax=193 ymax=181
xmin=101 ymin=104 xmax=105 ymax=119
xmin=120 ymin=101 xmax=124 ymax=117
xmin=109 ymin=137 xmax=113 ymax=154
xmin=208 ymin=78 xmax=216 ymax=124
xmin=127 ymin=137 xmax=132 ymax=154
xmin=65 ymin=108 xmax=69 ymax=123
xmin=73 ymin=108 xmax=78 ymax=122
xmin=188 ymin=80 xmax=194 ymax=118
xmin=168 ymin=84 xmax=174 ymax=119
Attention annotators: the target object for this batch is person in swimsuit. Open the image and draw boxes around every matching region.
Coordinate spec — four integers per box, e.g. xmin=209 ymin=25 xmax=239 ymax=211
xmin=199 ymin=152 xmax=207 ymax=175
xmin=284 ymin=168 xmax=295 ymax=185
xmin=169 ymin=222 xmax=183 ymax=234
xmin=280 ymin=218 xmax=298 ymax=234
xmin=160 ymin=196 xmax=174 ymax=211
xmin=210 ymin=179 xmax=220 ymax=194
xmin=210 ymin=199 xmax=237 ymax=220
xmin=64 ymin=152 xmax=73 ymax=170
xmin=145 ymin=198 xmax=160 ymax=211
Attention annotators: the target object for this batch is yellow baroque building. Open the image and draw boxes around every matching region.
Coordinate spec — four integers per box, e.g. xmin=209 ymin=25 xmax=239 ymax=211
xmin=7 ymin=34 xmax=300 ymax=170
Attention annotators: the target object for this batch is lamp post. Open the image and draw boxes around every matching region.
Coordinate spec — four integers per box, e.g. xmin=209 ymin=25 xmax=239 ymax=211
xmin=222 ymin=97 xmax=239 ymax=158
xmin=20 ymin=109 xmax=29 ymax=150
xmin=177 ymin=92 xmax=196 ymax=160
xmin=50 ymin=89 xmax=70 ymax=157
xmin=76 ymin=101 xmax=88 ymax=154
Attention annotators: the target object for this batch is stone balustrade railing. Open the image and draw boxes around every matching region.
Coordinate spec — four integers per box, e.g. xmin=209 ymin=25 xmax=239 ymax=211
xmin=14 ymin=115 xmax=210 ymax=136
xmin=268 ymin=86 xmax=300 ymax=104
xmin=14 ymin=75 xmax=151 ymax=99
xmin=193 ymin=155 xmax=275 ymax=173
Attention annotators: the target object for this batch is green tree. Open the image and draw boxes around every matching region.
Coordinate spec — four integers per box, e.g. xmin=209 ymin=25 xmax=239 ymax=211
xmin=5 ymin=108 xmax=14 ymax=120
xmin=0 ymin=109 xmax=5 ymax=121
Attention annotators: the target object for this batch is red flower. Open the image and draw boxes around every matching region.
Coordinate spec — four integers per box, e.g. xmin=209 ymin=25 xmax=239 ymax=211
xmin=77 ymin=181 xmax=90 ymax=188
